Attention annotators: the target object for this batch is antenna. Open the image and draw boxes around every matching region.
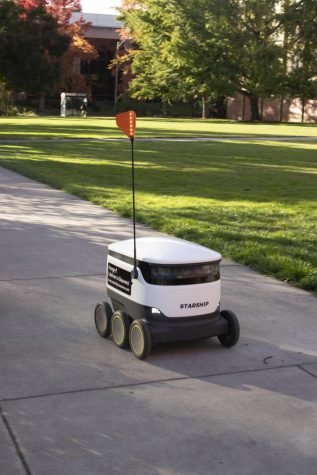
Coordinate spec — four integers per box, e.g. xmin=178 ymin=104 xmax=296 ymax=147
xmin=115 ymin=111 xmax=138 ymax=279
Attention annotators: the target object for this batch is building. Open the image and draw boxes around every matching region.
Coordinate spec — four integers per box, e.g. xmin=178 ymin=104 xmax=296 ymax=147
xmin=72 ymin=13 xmax=123 ymax=101
xmin=227 ymin=94 xmax=317 ymax=123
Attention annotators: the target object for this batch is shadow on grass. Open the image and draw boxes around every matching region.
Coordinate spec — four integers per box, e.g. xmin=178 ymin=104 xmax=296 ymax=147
xmin=0 ymin=123 xmax=120 ymax=138
xmin=0 ymin=116 xmax=316 ymax=139
xmin=1 ymin=139 xmax=315 ymax=203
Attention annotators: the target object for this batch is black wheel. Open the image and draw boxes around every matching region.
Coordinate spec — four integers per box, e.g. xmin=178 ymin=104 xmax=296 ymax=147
xmin=111 ymin=310 xmax=130 ymax=348
xmin=218 ymin=309 xmax=240 ymax=347
xmin=94 ymin=302 xmax=112 ymax=338
xmin=129 ymin=320 xmax=152 ymax=360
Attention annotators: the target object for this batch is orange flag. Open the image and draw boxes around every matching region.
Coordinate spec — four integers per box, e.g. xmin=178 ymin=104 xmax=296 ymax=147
xmin=116 ymin=111 xmax=136 ymax=139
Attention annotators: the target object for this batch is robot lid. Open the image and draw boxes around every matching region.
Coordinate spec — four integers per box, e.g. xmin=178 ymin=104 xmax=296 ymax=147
xmin=108 ymin=236 xmax=221 ymax=265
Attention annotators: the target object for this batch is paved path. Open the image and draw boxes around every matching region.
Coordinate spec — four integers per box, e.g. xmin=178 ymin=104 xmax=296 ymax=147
xmin=0 ymin=134 xmax=317 ymax=144
xmin=0 ymin=166 xmax=316 ymax=475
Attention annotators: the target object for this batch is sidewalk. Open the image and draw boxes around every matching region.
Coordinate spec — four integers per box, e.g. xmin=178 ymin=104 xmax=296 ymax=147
xmin=0 ymin=166 xmax=316 ymax=475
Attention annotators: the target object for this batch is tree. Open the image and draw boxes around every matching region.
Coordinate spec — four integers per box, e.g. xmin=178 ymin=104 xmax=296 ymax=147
xmin=235 ymin=0 xmax=317 ymax=121
xmin=235 ymin=0 xmax=287 ymax=121
xmin=0 ymin=1 xmax=70 ymax=95
xmin=119 ymin=0 xmax=242 ymax=118
xmin=46 ymin=0 xmax=98 ymax=93
xmin=17 ymin=0 xmax=97 ymax=94
xmin=120 ymin=0 xmax=317 ymax=121
xmin=284 ymin=0 xmax=317 ymax=107
xmin=167 ymin=0 xmax=242 ymax=118
xmin=117 ymin=6 xmax=187 ymax=115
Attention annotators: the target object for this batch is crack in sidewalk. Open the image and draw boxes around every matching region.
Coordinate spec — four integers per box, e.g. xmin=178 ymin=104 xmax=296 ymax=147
xmin=0 ymin=405 xmax=32 ymax=475
xmin=2 ymin=361 xmax=317 ymax=405
xmin=297 ymin=364 xmax=317 ymax=380
xmin=1 ymin=362 xmax=316 ymax=475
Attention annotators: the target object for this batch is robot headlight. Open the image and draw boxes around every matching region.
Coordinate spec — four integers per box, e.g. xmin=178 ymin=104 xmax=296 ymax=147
xmin=151 ymin=308 xmax=161 ymax=315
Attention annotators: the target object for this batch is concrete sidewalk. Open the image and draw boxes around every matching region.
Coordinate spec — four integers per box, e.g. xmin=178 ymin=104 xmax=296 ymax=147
xmin=1 ymin=134 xmax=317 ymax=144
xmin=0 ymin=166 xmax=316 ymax=475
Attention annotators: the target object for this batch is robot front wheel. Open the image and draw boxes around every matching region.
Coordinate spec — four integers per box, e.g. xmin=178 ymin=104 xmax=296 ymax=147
xmin=94 ymin=304 xmax=152 ymax=359
xmin=129 ymin=320 xmax=152 ymax=360
xmin=111 ymin=311 xmax=152 ymax=359
xmin=218 ymin=309 xmax=240 ymax=347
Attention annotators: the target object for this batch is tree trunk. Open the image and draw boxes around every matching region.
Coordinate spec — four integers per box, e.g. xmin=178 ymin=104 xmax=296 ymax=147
xmin=260 ymin=98 xmax=264 ymax=121
xmin=202 ymin=95 xmax=210 ymax=119
xmin=216 ymin=96 xmax=227 ymax=118
xmin=161 ymin=101 xmax=167 ymax=118
xmin=242 ymin=94 xmax=246 ymax=121
xmin=280 ymin=97 xmax=284 ymax=122
xmin=250 ymin=94 xmax=260 ymax=121
xmin=301 ymin=98 xmax=305 ymax=123
xmin=38 ymin=95 xmax=45 ymax=113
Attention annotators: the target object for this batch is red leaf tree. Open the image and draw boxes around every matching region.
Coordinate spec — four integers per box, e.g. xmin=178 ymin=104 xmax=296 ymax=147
xmin=17 ymin=0 xmax=97 ymax=95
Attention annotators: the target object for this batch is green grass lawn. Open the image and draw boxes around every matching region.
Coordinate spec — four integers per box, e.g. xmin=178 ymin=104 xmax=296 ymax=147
xmin=0 ymin=118 xmax=316 ymax=293
xmin=1 ymin=116 xmax=317 ymax=139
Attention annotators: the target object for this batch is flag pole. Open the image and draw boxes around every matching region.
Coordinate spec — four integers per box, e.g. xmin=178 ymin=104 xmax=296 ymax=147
xmin=115 ymin=111 xmax=138 ymax=279
xmin=131 ymin=136 xmax=138 ymax=279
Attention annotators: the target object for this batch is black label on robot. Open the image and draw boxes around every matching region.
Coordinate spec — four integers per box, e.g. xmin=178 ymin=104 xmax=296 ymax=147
xmin=107 ymin=263 xmax=132 ymax=295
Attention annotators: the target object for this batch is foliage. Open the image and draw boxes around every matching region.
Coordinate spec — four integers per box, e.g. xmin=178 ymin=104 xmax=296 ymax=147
xmin=119 ymin=0 xmax=242 ymax=118
xmin=59 ymin=20 xmax=97 ymax=94
xmin=236 ymin=0 xmax=286 ymax=120
xmin=0 ymin=0 xmax=70 ymax=94
xmin=119 ymin=0 xmax=317 ymax=121
xmin=46 ymin=0 xmax=98 ymax=94
xmin=17 ymin=0 xmax=97 ymax=94
xmin=284 ymin=0 xmax=317 ymax=99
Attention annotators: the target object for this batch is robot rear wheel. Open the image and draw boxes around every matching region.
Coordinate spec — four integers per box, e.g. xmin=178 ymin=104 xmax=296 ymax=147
xmin=94 ymin=302 xmax=112 ymax=338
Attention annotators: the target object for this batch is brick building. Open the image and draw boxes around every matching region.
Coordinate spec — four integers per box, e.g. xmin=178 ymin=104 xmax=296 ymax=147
xmin=72 ymin=12 xmax=123 ymax=101
xmin=227 ymin=94 xmax=317 ymax=123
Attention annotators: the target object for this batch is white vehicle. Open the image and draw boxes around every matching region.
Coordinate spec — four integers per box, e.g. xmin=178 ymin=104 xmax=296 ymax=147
xmin=94 ymin=236 xmax=240 ymax=359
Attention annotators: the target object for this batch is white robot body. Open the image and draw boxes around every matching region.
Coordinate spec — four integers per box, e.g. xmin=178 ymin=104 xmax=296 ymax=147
xmin=95 ymin=236 xmax=239 ymax=357
xmin=107 ymin=237 xmax=221 ymax=319
xmin=102 ymin=235 xmax=238 ymax=350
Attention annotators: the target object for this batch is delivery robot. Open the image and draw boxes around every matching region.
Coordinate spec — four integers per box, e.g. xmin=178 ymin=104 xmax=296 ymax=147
xmin=94 ymin=236 xmax=239 ymax=359
xmin=94 ymin=111 xmax=239 ymax=359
